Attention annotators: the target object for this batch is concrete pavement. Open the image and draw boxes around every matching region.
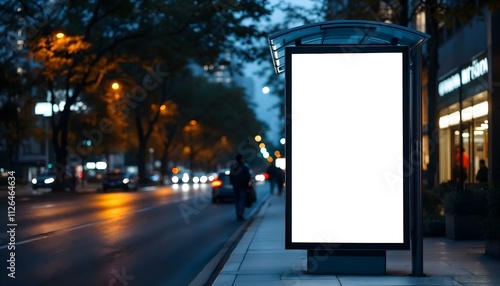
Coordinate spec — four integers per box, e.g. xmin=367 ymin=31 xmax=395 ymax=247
xmin=211 ymin=194 xmax=500 ymax=286
xmin=4 ymin=182 xmax=500 ymax=285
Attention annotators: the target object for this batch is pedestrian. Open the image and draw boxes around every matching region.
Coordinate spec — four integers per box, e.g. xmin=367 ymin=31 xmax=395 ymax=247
xmin=266 ymin=163 xmax=277 ymax=194
xmin=229 ymin=154 xmax=251 ymax=221
xmin=275 ymin=167 xmax=285 ymax=195
xmin=476 ymin=159 xmax=488 ymax=183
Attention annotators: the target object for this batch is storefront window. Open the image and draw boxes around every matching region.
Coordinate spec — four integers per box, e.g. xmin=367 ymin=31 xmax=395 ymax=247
xmin=438 ymin=91 xmax=488 ymax=184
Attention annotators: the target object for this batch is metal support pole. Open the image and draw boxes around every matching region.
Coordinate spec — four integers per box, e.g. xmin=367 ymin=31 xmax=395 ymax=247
xmin=411 ymin=46 xmax=424 ymax=277
xmin=44 ymin=116 xmax=49 ymax=168
xmin=458 ymin=73 xmax=464 ymax=190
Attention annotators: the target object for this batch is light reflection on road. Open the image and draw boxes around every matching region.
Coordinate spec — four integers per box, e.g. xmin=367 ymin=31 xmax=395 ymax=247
xmin=18 ymin=184 xmax=212 ymax=240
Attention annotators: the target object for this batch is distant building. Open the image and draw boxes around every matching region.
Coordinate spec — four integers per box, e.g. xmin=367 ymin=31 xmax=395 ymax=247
xmin=190 ymin=51 xmax=255 ymax=99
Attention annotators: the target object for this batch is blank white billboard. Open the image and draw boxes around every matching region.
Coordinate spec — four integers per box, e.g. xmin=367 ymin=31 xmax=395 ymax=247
xmin=286 ymin=46 xmax=409 ymax=249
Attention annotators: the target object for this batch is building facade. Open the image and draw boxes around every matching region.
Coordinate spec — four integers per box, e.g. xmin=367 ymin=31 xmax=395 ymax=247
xmin=435 ymin=10 xmax=499 ymax=186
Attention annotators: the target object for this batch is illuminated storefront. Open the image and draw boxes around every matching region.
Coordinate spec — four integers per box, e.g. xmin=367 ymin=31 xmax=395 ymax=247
xmin=437 ymin=53 xmax=489 ymax=184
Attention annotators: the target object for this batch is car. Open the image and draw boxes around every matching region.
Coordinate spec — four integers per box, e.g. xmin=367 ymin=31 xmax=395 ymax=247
xmin=207 ymin=172 xmax=217 ymax=182
xmin=31 ymin=170 xmax=77 ymax=191
xmin=171 ymin=172 xmax=191 ymax=184
xmin=192 ymin=172 xmax=208 ymax=184
xmin=102 ymin=171 xmax=138 ymax=192
xmin=211 ymin=171 xmax=234 ymax=203
xmin=143 ymin=171 xmax=162 ymax=185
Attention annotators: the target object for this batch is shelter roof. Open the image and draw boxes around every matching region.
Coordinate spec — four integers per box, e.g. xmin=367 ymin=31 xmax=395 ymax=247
xmin=268 ymin=20 xmax=430 ymax=74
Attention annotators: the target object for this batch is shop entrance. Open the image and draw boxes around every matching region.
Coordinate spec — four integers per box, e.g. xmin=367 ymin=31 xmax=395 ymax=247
xmin=450 ymin=116 xmax=489 ymax=185
xmin=451 ymin=123 xmax=471 ymax=184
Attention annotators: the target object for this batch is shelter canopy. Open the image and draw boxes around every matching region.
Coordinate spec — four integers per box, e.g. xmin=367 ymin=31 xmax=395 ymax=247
xmin=268 ymin=20 xmax=430 ymax=74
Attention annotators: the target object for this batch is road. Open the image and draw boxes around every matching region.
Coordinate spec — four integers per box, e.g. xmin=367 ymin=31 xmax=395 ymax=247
xmin=0 ymin=182 xmax=269 ymax=286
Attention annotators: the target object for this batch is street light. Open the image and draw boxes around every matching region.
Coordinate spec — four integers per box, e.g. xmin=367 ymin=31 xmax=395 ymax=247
xmin=34 ymin=102 xmax=53 ymax=168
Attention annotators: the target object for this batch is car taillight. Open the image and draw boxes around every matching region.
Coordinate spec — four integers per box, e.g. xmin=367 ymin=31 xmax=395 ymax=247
xmin=211 ymin=180 xmax=223 ymax=187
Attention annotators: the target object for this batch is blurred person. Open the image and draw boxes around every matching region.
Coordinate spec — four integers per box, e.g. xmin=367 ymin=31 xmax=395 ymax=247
xmin=454 ymin=145 xmax=469 ymax=184
xmin=266 ymin=163 xmax=278 ymax=194
xmin=476 ymin=159 xmax=488 ymax=183
xmin=275 ymin=167 xmax=285 ymax=196
xmin=230 ymin=154 xmax=251 ymax=221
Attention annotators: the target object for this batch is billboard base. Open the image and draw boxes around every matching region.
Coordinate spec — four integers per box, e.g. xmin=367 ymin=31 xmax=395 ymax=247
xmin=307 ymin=250 xmax=386 ymax=275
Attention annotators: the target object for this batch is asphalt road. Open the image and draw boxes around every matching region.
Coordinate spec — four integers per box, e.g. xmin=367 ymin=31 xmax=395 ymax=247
xmin=0 ymin=182 xmax=268 ymax=286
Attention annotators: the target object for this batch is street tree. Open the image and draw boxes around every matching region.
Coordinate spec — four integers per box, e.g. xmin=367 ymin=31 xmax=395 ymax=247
xmin=17 ymin=0 xmax=150 ymax=190
xmin=107 ymin=0 xmax=271 ymax=181
xmin=0 ymin=1 xmax=44 ymax=171
xmin=4 ymin=0 xmax=271 ymax=187
xmin=170 ymin=75 xmax=264 ymax=169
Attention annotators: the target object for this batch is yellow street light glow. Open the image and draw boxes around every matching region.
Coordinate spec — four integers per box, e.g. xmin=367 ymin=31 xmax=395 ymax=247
xmin=259 ymin=143 xmax=265 ymax=149
xmin=254 ymin=135 xmax=262 ymax=142
xmin=111 ymin=82 xmax=120 ymax=90
xmin=56 ymin=32 xmax=65 ymax=39
xmin=189 ymin=119 xmax=197 ymax=125
xmin=160 ymin=105 xmax=167 ymax=111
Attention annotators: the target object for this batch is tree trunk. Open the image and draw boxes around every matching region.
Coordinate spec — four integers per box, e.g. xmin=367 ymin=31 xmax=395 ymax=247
xmin=425 ymin=5 xmax=441 ymax=189
xmin=51 ymin=109 xmax=70 ymax=192
xmin=137 ymin=138 xmax=147 ymax=183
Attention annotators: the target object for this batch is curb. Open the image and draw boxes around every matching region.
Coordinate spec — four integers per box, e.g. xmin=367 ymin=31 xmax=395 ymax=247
xmin=189 ymin=194 xmax=271 ymax=286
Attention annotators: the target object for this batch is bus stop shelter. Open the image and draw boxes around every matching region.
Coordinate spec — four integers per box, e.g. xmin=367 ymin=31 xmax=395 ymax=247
xmin=268 ymin=20 xmax=430 ymax=276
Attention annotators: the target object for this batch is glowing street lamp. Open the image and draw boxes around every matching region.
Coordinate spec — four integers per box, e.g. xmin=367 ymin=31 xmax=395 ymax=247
xmin=34 ymin=102 xmax=53 ymax=168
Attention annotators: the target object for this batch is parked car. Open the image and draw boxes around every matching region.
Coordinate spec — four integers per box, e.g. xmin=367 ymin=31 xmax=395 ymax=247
xmin=31 ymin=170 xmax=77 ymax=191
xmin=102 ymin=171 xmax=138 ymax=192
xmin=211 ymin=171 xmax=234 ymax=203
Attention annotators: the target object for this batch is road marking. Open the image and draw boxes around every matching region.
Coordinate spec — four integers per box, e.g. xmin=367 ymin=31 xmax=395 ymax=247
xmin=0 ymin=195 xmax=193 ymax=249
xmin=0 ymin=221 xmax=99 ymax=250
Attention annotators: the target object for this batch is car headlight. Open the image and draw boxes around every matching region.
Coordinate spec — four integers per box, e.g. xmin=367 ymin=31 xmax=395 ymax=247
xmin=255 ymin=174 xmax=266 ymax=182
xmin=181 ymin=174 xmax=190 ymax=183
xmin=193 ymin=177 xmax=200 ymax=183
xmin=44 ymin=178 xmax=55 ymax=184
xmin=172 ymin=176 xmax=179 ymax=183
xmin=122 ymin=178 xmax=130 ymax=184
xmin=32 ymin=178 xmax=37 ymax=184
xmin=200 ymin=176 xmax=208 ymax=183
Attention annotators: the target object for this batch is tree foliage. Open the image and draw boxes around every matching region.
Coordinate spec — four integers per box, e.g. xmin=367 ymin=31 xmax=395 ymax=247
xmin=0 ymin=0 xmax=271 ymax=185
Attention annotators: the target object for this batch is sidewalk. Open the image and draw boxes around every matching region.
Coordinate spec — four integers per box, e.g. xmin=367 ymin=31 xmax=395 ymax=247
xmin=212 ymin=195 xmax=500 ymax=286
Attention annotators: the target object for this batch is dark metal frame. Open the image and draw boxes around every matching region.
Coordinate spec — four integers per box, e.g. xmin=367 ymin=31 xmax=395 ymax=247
xmin=285 ymin=44 xmax=411 ymax=251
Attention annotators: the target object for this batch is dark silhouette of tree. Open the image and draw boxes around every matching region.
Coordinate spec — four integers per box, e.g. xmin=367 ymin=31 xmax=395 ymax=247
xmin=8 ymin=0 xmax=270 ymax=189
xmin=169 ymin=75 xmax=264 ymax=170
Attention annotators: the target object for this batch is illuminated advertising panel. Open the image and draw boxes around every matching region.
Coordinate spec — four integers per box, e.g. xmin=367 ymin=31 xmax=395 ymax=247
xmin=285 ymin=45 xmax=410 ymax=250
